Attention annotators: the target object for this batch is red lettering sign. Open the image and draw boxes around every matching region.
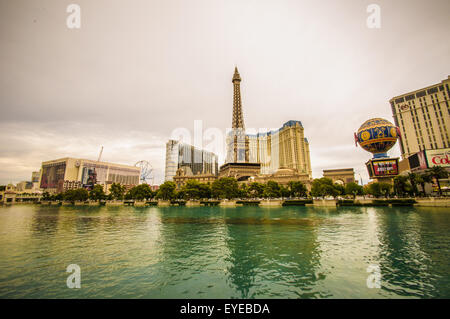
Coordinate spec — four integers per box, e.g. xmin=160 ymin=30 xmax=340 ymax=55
xmin=431 ymin=154 xmax=449 ymax=165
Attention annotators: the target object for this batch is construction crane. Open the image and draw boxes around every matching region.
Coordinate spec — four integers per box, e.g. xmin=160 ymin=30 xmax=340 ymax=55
xmin=97 ymin=146 xmax=103 ymax=162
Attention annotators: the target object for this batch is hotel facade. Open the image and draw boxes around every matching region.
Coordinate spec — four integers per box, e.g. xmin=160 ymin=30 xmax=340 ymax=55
xmin=390 ymin=76 xmax=450 ymax=159
xmin=248 ymin=120 xmax=312 ymax=178
xmin=39 ymin=157 xmax=141 ymax=193
xmin=164 ymin=140 xmax=219 ymax=182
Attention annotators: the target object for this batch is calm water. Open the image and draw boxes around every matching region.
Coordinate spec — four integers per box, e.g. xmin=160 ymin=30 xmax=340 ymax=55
xmin=0 ymin=204 xmax=449 ymax=299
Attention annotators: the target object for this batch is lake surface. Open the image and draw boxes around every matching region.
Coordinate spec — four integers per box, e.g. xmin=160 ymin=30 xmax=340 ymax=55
xmin=0 ymin=204 xmax=449 ymax=298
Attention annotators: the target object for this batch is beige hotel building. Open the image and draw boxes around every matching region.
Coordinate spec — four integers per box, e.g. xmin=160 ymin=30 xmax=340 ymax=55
xmin=248 ymin=120 xmax=312 ymax=178
xmin=390 ymin=76 xmax=450 ymax=159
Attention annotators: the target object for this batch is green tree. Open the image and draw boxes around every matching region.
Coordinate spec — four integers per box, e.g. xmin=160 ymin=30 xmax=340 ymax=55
xmin=248 ymin=182 xmax=265 ymax=198
xmin=109 ymin=183 xmax=125 ymax=200
xmin=64 ymin=188 xmax=89 ymax=201
xmin=264 ymin=180 xmax=281 ymax=198
xmin=344 ymin=182 xmax=364 ymax=199
xmin=379 ymin=182 xmax=392 ymax=198
xmin=156 ymin=181 xmax=177 ymax=200
xmin=406 ymin=172 xmax=419 ymax=196
xmin=126 ymin=184 xmax=154 ymax=200
xmin=89 ymin=184 xmax=106 ymax=201
xmin=393 ymin=175 xmax=411 ymax=197
xmin=198 ymin=183 xmax=211 ymax=199
xmin=334 ymin=183 xmax=345 ymax=197
xmin=280 ymin=185 xmax=291 ymax=198
xmin=287 ymin=181 xmax=308 ymax=198
xmin=366 ymin=182 xmax=392 ymax=198
xmin=181 ymin=180 xmax=211 ymax=199
xmin=426 ymin=166 xmax=449 ymax=196
xmin=54 ymin=192 xmax=64 ymax=201
xmin=239 ymin=183 xmax=249 ymax=198
xmin=415 ymin=173 xmax=433 ymax=196
xmin=211 ymin=177 xmax=239 ymax=199
xmin=176 ymin=189 xmax=186 ymax=199
xmin=311 ymin=178 xmax=339 ymax=198
xmin=42 ymin=191 xmax=51 ymax=201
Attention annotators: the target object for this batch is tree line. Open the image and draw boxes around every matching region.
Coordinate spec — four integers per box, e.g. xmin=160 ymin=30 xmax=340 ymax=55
xmin=41 ymin=178 xmax=357 ymax=201
xmin=40 ymin=166 xmax=447 ymax=201
xmin=392 ymin=166 xmax=448 ymax=197
xmin=41 ymin=179 xmax=309 ymax=201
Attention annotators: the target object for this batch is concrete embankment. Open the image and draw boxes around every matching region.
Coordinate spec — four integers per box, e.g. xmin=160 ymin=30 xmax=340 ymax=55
xmin=259 ymin=200 xmax=283 ymax=207
xmin=415 ymin=198 xmax=450 ymax=207
xmin=219 ymin=200 xmax=237 ymax=207
xmin=30 ymin=198 xmax=450 ymax=208
xmin=313 ymin=199 xmax=337 ymax=207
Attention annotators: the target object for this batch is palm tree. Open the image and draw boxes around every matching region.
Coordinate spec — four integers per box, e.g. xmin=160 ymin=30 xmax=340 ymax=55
xmin=426 ymin=166 xmax=449 ymax=197
xmin=408 ymin=173 xmax=426 ymax=196
xmin=415 ymin=173 xmax=433 ymax=197
xmin=393 ymin=175 xmax=409 ymax=197
xmin=407 ymin=172 xmax=419 ymax=197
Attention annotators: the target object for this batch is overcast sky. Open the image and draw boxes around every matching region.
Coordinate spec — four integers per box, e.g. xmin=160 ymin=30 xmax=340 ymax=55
xmin=0 ymin=0 xmax=449 ymax=185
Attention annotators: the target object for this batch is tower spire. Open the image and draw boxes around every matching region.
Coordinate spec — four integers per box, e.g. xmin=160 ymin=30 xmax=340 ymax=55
xmin=232 ymin=66 xmax=244 ymax=129
xmin=232 ymin=66 xmax=241 ymax=83
xmin=229 ymin=66 xmax=249 ymax=163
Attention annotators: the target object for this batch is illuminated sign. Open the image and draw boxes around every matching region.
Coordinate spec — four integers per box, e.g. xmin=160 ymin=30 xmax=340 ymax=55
xmin=366 ymin=158 xmax=399 ymax=178
xmin=372 ymin=159 xmax=398 ymax=176
xmin=425 ymin=148 xmax=450 ymax=168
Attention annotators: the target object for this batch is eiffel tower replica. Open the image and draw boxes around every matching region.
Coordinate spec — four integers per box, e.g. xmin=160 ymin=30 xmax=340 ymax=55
xmin=219 ymin=67 xmax=261 ymax=181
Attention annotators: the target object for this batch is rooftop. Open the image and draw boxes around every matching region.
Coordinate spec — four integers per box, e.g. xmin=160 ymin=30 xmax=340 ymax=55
xmin=246 ymin=120 xmax=303 ymax=137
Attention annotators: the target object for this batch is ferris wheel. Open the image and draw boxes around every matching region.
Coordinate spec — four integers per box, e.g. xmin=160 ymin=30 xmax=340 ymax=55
xmin=135 ymin=160 xmax=154 ymax=184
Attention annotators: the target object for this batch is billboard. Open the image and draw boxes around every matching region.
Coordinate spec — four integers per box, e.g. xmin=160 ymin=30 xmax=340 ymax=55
xmin=81 ymin=167 xmax=97 ymax=189
xmin=425 ymin=148 xmax=450 ymax=168
xmin=40 ymin=162 xmax=66 ymax=190
xmin=366 ymin=158 xmax=399 ymax=178
xmin=408 ymin=151 xmax=427 ymax=170
xmin=81 ymin=164 xmax=108 ymax=189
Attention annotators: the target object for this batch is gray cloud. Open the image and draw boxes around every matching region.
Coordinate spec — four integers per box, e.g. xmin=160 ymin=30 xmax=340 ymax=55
xmin=0 ymin=0 xmax=449 ymax=185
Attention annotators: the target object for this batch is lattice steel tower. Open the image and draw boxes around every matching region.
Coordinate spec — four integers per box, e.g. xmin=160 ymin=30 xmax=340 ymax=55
xmin=230 ymin=67 xmax=249 ymax=163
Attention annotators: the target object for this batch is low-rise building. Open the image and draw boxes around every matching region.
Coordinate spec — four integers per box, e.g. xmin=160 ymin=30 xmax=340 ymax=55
xmin=322 ymin=168 xmax=355 ymax=185
xmin=173 ymin=167 xmax=217 ymax=189
xmin=253 ymin=167 xmax=312 ymax=190
xmin=39 ymin=157 xmax=141 ymax=193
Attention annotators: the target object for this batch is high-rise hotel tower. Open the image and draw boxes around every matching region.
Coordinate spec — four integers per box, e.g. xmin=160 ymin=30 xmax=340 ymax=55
xmin=248 ymin=121 xmax=312 ymax=177
xmin=165 ymin=140 xmax=218 ymax=182
xmin=390 ymin=76 xmax=450 ymax=159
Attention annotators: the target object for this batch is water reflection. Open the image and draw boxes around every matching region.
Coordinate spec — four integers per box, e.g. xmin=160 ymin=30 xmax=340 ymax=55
xmin=155 ymin=207 xmax=230 ymax=297
xmin=222 ymin=207 xmax=322 ymax=298
xmin=0 ymin=205 xmax=449 ymax=298
xmin=376 ymin=207 xmax=450 ymax=298
xmin=30 ymin=206 xmax=61 ymax=236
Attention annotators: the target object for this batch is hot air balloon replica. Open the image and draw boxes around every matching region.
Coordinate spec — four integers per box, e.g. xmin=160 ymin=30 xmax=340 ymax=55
xmin=354 ymin=118 xmax=401 ymax=181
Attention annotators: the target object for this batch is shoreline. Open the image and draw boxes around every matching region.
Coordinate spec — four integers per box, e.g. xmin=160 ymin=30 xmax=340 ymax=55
xmin=3 ymin=198 xmax=449 ymax=208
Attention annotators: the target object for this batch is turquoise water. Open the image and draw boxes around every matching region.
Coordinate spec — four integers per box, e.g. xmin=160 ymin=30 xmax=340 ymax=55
xmin=0 ymin=204 xmax=449 ymax=298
